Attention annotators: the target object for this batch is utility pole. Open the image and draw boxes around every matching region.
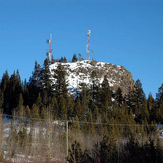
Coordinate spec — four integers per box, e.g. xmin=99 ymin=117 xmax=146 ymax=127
xmin=66 ymin=121 xmax=69 ymax=158
xmin=47 ymin=111 xmax=52 ymax=160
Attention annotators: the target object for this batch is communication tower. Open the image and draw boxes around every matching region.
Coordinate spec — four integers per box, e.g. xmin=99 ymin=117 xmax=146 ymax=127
xmin=46 ymin=34 xmax=53 ymax=64
xmin=86 ymin=30 xmax=91 ymax=60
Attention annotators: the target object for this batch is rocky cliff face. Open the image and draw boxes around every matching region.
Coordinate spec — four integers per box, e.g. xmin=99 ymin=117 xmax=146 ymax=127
xmin=49 ymin=60 xmax=135 ymax=95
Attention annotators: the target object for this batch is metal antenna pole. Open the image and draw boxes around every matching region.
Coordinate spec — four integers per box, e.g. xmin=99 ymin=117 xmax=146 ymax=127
xmin=46 ymin=34 xmax=53 ymax=64
xmin=87 ymin=30 xmax=91 ymax=60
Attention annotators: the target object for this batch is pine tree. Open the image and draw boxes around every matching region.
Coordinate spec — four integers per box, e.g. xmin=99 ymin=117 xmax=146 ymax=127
xmin=0 ymin=70 xmax=9 ymax=91
xmin=63 ymin=57 xmax=67 ymax=63
xmin=40 ymin=58 xmax=52 ymax=97
xmin=68 ymin=140 xmax=84 ymax=163
xmin=31 ymin=104 xmax=40 ymax=121
xmin=87 ymin=111 xmax=95 ymax=134
xmin=0 ymin=70 xmax=9 ymax=113
xmin=72 ymin=54 xmax=78 ymax=62
xmin=99 ymin=131 xmax=117 ymax=163
xmin=17 ymin=94 xmax=25 ymax=117
xmin=5 ymin=70 xmax=23 ymax=114
xmin=115 ymin=87 xmax=123 ymax=106
xmin=100 ymin=75 xmax=111 ymax=112
xmin=40 ymin=106 xmax=48 ymax=119
xmin=74 ymin=98 xmax=83 ymax=120
xmin=18 ymin=127 xmax=27 ymax=148
xmin=58 ymin=96 xmax=67 ymax=119
xmin=156 ymin=99 xmax=163 ymax=123
xmin=70 ymin=115 xmax=80 ymax=133
xmin=91 ymin=103 xmax=100 ymax=122
xmin=25 ymin=105 xmax=31 ymax=118
xmin=67 ymin=96 xmax=74 ymax=118
xmin=33 ymin=60 xmax=41 ymax=79
xmin=136 ymin=79 xmax=146 ymax=104
xmin=82 ymin=118 xmax=89 ymax=134
xmin=126 ymin=85 xmax=138 ymax=113
xmin=22 ymin=79 xmax=29 ymax=106
xmin=36 ymin=92 xmax=43 ymax=108
xmin=147 ymin=93 xmax=157 ymax=123
xmin=80 ymin=85 xmax=89 ymax=113
xmin=90 ymin=70 xmax=99 ymax=103
xmin=0 ymin=110 xmax=3 ymax=157
xmin=51 ymin=96 xmax=59 ymax=118
xmin=53 ymin=63 xmax=68 ymax=99
xmin=156 ymin=83 xmax=163 ymax=103
xmin=28 ymin=61 xmax=41 ymax=90
xmin=60 ymin=57 xmax=64 ymax=63
xmin=0 ymin=90 xmax=4 ymax=111
xmin=78 ymin=53 xmax=83 ymax=61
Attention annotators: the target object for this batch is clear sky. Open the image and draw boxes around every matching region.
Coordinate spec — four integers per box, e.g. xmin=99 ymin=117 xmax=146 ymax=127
xmin=0 ymin=0 xmax=163 ymax=98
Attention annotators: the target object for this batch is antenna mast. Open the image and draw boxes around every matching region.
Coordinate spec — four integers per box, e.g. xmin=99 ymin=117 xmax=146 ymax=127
xmin=86 ymin=30 xmax=91 ymax=60
xmin=46 ymin=34 xmax=53 ymax=64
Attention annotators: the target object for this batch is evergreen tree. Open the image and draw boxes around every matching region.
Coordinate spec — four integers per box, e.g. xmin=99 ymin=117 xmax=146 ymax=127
xmin=31 ymin=104 xmax=40 ymax=121
xmin=74 ymin=98 xmax=83 ymax=120
xmin=91 ymin=103 xmax=100 ymax=122
xmin=100 ymin=75 xmax=111 ymax=112
xmin=58 ymin=96 xmax=67 ymax=119
xmin=18 ymin=127 xmax=27 ymax=148
xmin=63 ymin=57 xmax=67 ymax=63
xmin=82 ymin=118 xmax=89 ymax=134
xmin=80 ymin=85 xmax=89 ymax=114
xmin=28 ymin=61 xmax=41 ymax=87
xmin=22 ymin=79 xmax=29 ymax=106
xmin=72 ymin=54 xmax=78 ymax=62
xmin=70 ymin=115 xmax=80 ymax=133
xmin=156 ymin=83 xmax=163 ymax=103
xmin=53 ymin=63 xmax=68 ymax=98
xmin=147 ymin=93 xmax=157 ymax=123
xmin=135 ymin=79 xmax=146 ymax=104
xmin=87 ymin=111 xmax=95 ymax=134
xmin=90 ymin=70 xmax=99 ymax=103
xmin=78 ymin=53 xmax=83 ymax=61
xmin=0 ymin=90 xmax=4 ymax=111
xmin=60 ymin=57 xmax=64 ymax=63
xmin=36 ymin=92 xmax=43 ymax=108
xmin=27 ymin=61 xmax=42 ymax=108
xmin=100 ymin=132 xmax=118 ymax=163
xmin=67 ymin=96 xmax=74 ymax=118
xmin=40 ymin=58 xmax=52 ymax=97
xmin=0 ymin=70 xmax=9 ymax=91
xmin=115 ymin=87 xmax=123 ymax=106
xmin=40 ymin=106 xmax=48 ymax=119
xmin=51 ymin=96 xmax=59 ymax=118
xmin=25 ymin=105 xmax=31 ymax=118
xmin=68 ymin=140 xmax=84 ymax=163
xmin=17 ymin=94 xmax=25 ymax=117
xmin=126 ymin=85 xmax=138 ymax=113
xmin=33 ymin=61 xmax=41 ymax=78
xmin=5 ymin=70 xmax=23 ymax=114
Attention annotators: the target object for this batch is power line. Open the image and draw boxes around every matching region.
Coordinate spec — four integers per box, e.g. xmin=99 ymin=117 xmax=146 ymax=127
xmin=2 ymin=114 xmax=162 ymax=127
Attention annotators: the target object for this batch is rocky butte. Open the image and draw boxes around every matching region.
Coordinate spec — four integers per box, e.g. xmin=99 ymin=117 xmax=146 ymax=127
xmin=49 ymin=60 xmax=135 ymax=96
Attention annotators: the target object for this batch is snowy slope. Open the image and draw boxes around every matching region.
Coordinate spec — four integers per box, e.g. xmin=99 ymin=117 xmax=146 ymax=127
xmin=49 ymin=60 xmax=135 ymax=95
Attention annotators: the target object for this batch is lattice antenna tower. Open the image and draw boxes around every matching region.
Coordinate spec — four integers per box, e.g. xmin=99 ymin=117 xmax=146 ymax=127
xmin=86 ymin=30 xmax=91 ymax=60
xmin=46 ymin=34 xmax=53 ymax=64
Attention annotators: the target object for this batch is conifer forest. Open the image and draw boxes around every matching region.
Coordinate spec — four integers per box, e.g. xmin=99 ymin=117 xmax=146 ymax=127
xmin=0 ymin=58 xmax=163 ymax=162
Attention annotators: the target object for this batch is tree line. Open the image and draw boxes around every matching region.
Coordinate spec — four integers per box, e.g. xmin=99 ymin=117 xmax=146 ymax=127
xmin=0 ymin=58 xmax=163 ymax=162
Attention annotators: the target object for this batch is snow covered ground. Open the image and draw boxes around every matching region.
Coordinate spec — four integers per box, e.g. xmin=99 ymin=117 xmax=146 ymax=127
xmin=49 ymin=60 xmax=124 ymax=94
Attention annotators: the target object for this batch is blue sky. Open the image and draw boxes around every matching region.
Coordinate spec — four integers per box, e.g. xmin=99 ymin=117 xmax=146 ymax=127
xmin=0 ymin=0 xmax=163 ymax=98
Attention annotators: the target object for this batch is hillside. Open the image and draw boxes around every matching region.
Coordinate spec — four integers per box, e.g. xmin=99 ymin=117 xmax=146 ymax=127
xmin=49 ymin=60 xmax=135 ymax=95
